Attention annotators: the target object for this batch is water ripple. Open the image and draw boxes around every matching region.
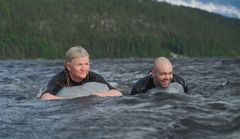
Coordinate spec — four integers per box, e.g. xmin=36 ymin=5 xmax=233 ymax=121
xmin=0 ymin=58 xmax=240 ymax=139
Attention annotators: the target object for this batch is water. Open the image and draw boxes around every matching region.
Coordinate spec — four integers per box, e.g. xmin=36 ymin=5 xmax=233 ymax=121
xmin=0 ymin=58 xmax=240 ymax=139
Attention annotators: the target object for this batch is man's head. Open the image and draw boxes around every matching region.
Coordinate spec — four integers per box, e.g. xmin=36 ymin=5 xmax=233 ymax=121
xmin=151 ymin=57 xmax=173 ymax=88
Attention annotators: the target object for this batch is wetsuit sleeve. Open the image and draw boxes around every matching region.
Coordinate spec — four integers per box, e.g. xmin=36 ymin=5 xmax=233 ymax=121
xmin=130 ymin=82 xmax=142 ymax=95
xmin=130 ymin=76 xmax=150 ymax=95
xmin=172 ymin=73 xmax=188 ymax=93
xmin=42 ymin=72 xmax=66 ymax=95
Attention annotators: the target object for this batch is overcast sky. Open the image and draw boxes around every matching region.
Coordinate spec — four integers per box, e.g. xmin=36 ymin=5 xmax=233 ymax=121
xmin=157 ymin=0 xmax=240 ymax=19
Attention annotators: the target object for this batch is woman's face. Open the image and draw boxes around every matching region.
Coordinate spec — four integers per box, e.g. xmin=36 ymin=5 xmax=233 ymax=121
xmin=66 ymin=56 xmax=90 ymax=82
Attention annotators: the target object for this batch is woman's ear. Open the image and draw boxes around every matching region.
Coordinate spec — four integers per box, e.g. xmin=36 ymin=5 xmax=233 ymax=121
xmin=65 ymin=64 xmax=71 ymax=71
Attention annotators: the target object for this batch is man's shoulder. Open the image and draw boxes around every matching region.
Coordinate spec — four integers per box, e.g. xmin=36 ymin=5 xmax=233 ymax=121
xmin=172 ymin=73 xmax=188 ymax=93
xmin=130 ymin=75 xmax=152 ymax=95
xmin=135 ymin=75 xmax=151 ymax=85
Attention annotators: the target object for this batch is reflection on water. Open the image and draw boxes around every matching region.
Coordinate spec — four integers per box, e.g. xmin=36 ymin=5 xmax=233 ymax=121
xmin=0 ymin=58 xmax=240 ymax=139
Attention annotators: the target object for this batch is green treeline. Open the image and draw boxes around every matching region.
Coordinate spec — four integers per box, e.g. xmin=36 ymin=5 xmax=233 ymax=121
xmin=0 ymin=0 xmax=240 ymax=59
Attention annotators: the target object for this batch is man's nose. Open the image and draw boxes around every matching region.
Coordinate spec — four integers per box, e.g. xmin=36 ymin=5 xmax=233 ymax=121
xmin=165 ymin=74 xmax=171 ymax=79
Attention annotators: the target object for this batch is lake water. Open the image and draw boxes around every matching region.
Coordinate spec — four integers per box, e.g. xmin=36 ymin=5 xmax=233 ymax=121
xmin=0 ymin=58 xmax=240 ymax=139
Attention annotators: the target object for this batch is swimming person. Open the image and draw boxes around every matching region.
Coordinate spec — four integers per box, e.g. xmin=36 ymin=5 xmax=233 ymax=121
xmin=40 ymin=46 xmax=122 ymax=100
xmin=130 ymin=57 xmax=188 ymax=95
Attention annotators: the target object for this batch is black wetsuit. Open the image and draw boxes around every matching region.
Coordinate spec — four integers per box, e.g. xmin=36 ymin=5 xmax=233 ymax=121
xmin=130 ymin=74 xmax=188 ymax=95
xmin=43 ymin=70 xmax=115 ymax=95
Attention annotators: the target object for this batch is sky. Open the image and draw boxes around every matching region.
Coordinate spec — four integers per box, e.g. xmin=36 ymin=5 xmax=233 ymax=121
xmin=157 ymin=0 xmax=240 ymax=19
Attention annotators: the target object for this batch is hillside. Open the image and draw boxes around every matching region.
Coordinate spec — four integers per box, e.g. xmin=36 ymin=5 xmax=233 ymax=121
xmin=0 ymin=0 xmax=239 ymax=59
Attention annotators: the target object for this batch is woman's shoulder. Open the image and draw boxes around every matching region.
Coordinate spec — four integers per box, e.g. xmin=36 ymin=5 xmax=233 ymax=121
xmin=53 ymin=70 xmax=66 ymax=77
xmin=50 ymin=70 xmax=67 ymax=81
xmin=88 ymin=71 xmax=103 ymax=77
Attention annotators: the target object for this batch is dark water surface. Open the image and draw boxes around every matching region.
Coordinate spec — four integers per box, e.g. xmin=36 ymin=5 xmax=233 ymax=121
xmin=0 ymin=58 xmax=240 ymax=139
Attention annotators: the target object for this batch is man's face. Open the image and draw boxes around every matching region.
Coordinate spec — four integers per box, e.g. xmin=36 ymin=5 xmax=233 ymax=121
xmin=66 ymin=56 xmax=90 ymax=82
xmin=152 ymin=64 xmax=173 ymax=88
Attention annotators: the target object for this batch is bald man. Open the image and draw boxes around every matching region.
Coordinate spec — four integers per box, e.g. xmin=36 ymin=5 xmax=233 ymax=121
xmin=130 ymin=57 xmax=188 ymax=95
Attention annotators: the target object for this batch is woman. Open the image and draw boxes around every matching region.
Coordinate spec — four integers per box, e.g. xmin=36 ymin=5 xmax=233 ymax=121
xmin=40 ymin=46 xmax=122 ymax=100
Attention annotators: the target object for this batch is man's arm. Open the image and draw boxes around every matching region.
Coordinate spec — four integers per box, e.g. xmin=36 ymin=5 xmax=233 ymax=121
xmin=130 ymin=84 xmax=140 ymax=95
xmin=130 ymin=76 xmax=150 ymax=95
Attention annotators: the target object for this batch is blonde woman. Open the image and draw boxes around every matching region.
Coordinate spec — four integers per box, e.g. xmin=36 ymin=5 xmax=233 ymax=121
xmin=40 ymin=46 xmax=122 ymax=100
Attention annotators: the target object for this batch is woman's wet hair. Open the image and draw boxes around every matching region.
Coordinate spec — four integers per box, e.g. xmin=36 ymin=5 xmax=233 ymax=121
xmin=64 ymin=46 xmax=89 ymax=66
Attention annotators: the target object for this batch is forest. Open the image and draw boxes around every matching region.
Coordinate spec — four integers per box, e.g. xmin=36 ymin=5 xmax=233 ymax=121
xmin=0 ymin=0 xmax=240 ymax=59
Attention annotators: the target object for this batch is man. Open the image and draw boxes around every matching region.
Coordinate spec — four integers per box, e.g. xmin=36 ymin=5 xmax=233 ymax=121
xmin=40 ymin=46 xmax=122 ymax=100
xmin=130 ymin=57 xmax=188 ymax=95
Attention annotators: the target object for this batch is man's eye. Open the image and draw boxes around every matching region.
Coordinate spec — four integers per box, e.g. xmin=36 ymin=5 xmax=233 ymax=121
xmin=159 ymin=73 xmax=165 ymax=76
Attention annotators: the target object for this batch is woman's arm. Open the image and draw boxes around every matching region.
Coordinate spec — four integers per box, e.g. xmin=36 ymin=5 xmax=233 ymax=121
xmin=95 ymin=89 xmax=123 ymax=97
xmin=41 ymin=92 xmax=65 ymax=101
